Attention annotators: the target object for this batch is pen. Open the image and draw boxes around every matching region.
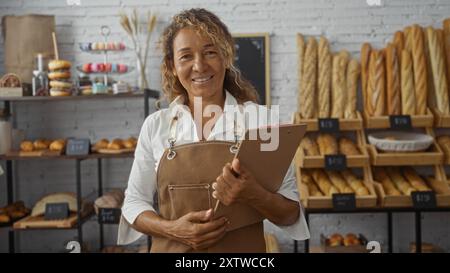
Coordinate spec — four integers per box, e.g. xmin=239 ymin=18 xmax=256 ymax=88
xmin=213 ymin=167 xmax=239 ymax=213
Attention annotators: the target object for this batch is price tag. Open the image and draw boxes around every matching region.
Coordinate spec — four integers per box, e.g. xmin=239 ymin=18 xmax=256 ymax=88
xmin=324 ymin=155 xmax=347 ymax=171
xmin=332 ymin=193 xmax=356 ymax=211
xmin=411 ymin=191 xmax=437 ymax=209
xmin=318 ymin=118 xmax=340 ymax=133
xmin=98 ymin=208 xmax=121 ymax=224
xmin=389 ymin=115 xmax=412 ymax=130
xmin=45 ymin=202 xmax=70 ymax=220
xmin=66 ymin=139 xmax=90 ymax=155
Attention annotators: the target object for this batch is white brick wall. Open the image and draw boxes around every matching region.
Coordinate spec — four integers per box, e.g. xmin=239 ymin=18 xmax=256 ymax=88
xmin=1 ymin=0 xmax=449 ymax=253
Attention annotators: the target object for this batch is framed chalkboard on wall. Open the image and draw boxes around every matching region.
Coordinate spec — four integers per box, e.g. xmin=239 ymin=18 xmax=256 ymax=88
xmin=232 ymin=33 xmax=270 ymax=106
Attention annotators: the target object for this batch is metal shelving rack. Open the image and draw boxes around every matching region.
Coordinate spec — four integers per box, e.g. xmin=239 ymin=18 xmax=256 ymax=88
xmin=0 ymin=89 xmax=159 ymax=253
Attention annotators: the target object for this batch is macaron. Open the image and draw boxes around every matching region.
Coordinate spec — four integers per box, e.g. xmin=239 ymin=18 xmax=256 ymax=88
xmin=118 ymin=64 xmax=127 ymax=73
xmin=82 ymin=63 xmax=91 ymax=73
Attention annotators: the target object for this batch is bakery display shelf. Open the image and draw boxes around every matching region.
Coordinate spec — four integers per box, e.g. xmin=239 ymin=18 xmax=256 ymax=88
xmin=0 ymin=215 xmax=29 ymax=229
xmin=431 ymin=108 xmax=450 ymax=128
xmin=362 ymin=108 xmax=434 ymax=129
xmin=366 ymin=142 xmax=443 ymax=166
xmin=371 ymin=165 xmax=450 ymax=207
xmin=13 ymin=206 xmax=94 ymax=230
xmin=0 ymin=152 xmax=134 ymax=160
xmin=75 ymin=65 xmax=134 ymax=75
xmin=0 ymin=89 xmax=160 ymax=101
xmin=295 ymin=166 xmax=377 ymax=209
xmin=292 ymin=111 xmax=363 ymax=132
xmin=295 ymin=145 xmax=369 ymax=168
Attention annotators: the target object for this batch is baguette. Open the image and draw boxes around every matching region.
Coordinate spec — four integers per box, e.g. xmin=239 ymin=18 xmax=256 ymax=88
xmin=361 ymin=43 xmax=372 ymax=116
xmin=369 ymin=50 xmax=386 ymax=116
xmin=402 ymin=167 xmax=431 ymax=191
xmin=311 ymin=169 xmax=339 ymax=196
xmin=424 ymin=27 xmax=437 ymax=110
xmin=326 ymin=171 xmax=354 ymax=193
xmin=411 ymin=25 xmax=428 ymax=115
xmin=345 ymin=59 xmax=360 ymax=119
xmin=386 ymin=167 xmax=415 ymax=195
xmin=317 ymin=133 xmax=338 ymax=155
xmin=427 ymin=27 xmax=450 ymax=114
xmin=331 ymin=54 xmax=346 ymax=118
xmin=302 ymin=170 xmax=324 ymax=196
xmin=373 ymin=168 xmax=402 ymax=196
xmin=443 ymin=19 xmax=450 ymax=91
xmin=401 ymin=50 xmax=416 ymax=115
xmin=338 ymin=137 xmax=360 ymax=156
xmin=297 ymin=34 xmax=305 ymax=113
xmin=385 ymin=43 xmax=401 ymax=115
xmin=340 ymin=169 xmax=370 ymax=196
xmin=318 ymin=36 xmax=331 ymax=118
xmin=426 ymin=177 xmax=450 ymax=194
xmin=300 ymin=135 xmax=320 ymax=156
xmin=404 ymin=26 xmax=413 ymax=53
xmin=300 ymin=37 xmax=318 ymax=119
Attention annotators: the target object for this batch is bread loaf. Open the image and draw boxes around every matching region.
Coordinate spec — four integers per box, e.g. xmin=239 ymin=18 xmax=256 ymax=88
xmin=369 ymin=50 xmax=386 ymax=116
xmin=331 ymin=54 xmax=347 ymax=118
xmin=427 ymin=27 xmax=450 ymax=114
xmin=340 ymin=169 xmax=370 ymax=196
xmin=317 ymin=133 xmax=338 ymax=155
xmin=345 ymin=59 xmax=360 ymax=119
xmin=338 ymin=137 xmax=360 ymax=156
xmin=31 ymin=192 xmax=87 ymax=217
xmin=297 ymin=34 xmax=305 ymax=113
xmin=386 ymin=43 xmax=401 ymax=115
xmin=318 ymin=36 xmax=331 ymax=118
xmin=404 ymin=26 xmax=413 ymax=53
xmin=426 ymin=177 xmax=450 ymax=194
xmin=411 ymin=25 xmax=428 ymax=115
xmin=94 ymin=189 xmax=125 ymax=214
xmin=386 ymin=167 xmax=415 ymax=195
xmin=393 ymin=31 xmax=405 ymax=64
xmin=424 ymin=27 xmax=437 ymax=110
xmin=300 ymin=37 xmax=317 ymax=119
xmin=300 ymin=135 xmax=320 ymax=156
xmin=361 ymin=43 xmax=372 ymax=116
xmin=401 ymin=50 xmax=416 ymax=115
xmin=326 ymin=171 xmax=354 ymax=193
xmin=402 ymin=167 xmax=431 ymax=191
xmin=373 ymin=168 xmax=402 ymax=196
xmin=443 ymin=19 xmax=450 ymax=91
xmin=311 ymin=169 xmax=339 ymax=196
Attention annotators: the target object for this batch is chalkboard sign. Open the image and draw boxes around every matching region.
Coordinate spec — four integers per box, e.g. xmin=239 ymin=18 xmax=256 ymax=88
xmin=411 ymin=191 xmax=437 ymax=209
xmin=233 ymin=33 xmax=270 ymax=105
xmin=45 ymin=202 xmax=69 ymax=220
xmin=389 ymin=115 xmax=412 ymax=130
xmin=332 ymin=193 xmax=356 ymax=211
xmin=98 ymin=208 xmax=121 ymax=224
xmin=325 ymin=155 xmax=347 ymax=171
xmin=66 ymin=138 xmax=90 ymax=155
xmin=318 ymin=118 xmax=340 ymax=133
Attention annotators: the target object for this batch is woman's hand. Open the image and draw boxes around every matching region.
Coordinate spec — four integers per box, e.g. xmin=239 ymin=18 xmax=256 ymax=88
xmin=212 ymin=158 xmax=265 ymax=206
xmin=166 ymin=209 xmax=229 ymax=250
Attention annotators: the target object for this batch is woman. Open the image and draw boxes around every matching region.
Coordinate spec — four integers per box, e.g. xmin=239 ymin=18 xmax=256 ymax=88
xmin=118 ymin=8 xmax=309 ymax=252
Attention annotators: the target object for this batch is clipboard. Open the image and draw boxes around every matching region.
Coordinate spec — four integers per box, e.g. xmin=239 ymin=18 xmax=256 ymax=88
xmin=213 ymin=123 xmax=306 ymax=231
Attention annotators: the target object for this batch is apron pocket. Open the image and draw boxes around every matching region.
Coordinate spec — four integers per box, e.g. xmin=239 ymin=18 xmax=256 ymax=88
xmin=168 ymin=183 xmax=212 ymax=219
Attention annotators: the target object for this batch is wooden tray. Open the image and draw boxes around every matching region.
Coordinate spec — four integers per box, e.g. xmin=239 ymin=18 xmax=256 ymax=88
xmin=296 ymin=166 xmax=377 ymax=209
xmin=362 ymin=108 xmax=434 ymax=129
xmin=367 ymin=142 xmax=443 ymax=166
xmin=431 ymin=108 xmax=450 ymax=128
xmin=292 ymin=111 xmax=363 ymax=132
xmin=295 ymin=145 xmax=369 ymax=168
xmin=7 ymin=150 xmax=63 ymax=157
xmin=96 ymin=148 xmax=134 ymax=154
xmin=13 ymin=206 xmax=93 ymax=229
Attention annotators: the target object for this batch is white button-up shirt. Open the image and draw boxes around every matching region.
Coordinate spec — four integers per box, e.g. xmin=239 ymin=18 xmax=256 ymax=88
xmin=118 ymin=91 xmax=310 ymax=245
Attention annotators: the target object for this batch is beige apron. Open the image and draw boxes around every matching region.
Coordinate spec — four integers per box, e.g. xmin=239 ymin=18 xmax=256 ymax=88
xmin=150 ymin=116 xmax=266 ymax=253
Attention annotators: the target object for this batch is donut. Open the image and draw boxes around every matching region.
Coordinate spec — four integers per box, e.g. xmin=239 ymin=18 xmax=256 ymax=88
xmin=50 ymin=88 xmax=71 ymax=97
xmin=48 ymin=60 xmax=71 ymax=71
xmin=49 ymin=80 xmax=72 ymax=89
xmin=48 ymin=71 xmax=71 ymax=80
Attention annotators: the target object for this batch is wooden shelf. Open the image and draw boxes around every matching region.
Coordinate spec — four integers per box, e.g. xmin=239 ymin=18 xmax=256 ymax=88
xmin=292 ymin=111 xmax=363 ymax=132
xmin=13 ymin=207 xmax=94 ymax=230
xmin=367 ymin=143 xmax=443 ymax=166
xmin=431 ymin=108 xmax=450 ymax=128
xmin=0 ymin=152 xmax=134 ymax=161
xmin=363 ymin=109 xmax=434 ymax=129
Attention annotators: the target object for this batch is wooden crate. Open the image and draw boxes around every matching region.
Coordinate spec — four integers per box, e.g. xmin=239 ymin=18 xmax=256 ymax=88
xmin=296 ymin=166 xmax=377 ymax=209
xmin=372 ymin=165 xmax=450 ymax=207
xmin=431 ymin=108 xmax=450 ymax=128
xmin=362 ymin=108 xmax=434 ymax=129
xmin=292 ymin=111 xmax=363 ymax=132
xmin=367 ymin=142 xmax=443 ymax=166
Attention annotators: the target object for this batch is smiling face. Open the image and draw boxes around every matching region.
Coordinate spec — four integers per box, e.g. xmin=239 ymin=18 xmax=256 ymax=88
xmin=171 ymin=27 xmax=226 ymax=104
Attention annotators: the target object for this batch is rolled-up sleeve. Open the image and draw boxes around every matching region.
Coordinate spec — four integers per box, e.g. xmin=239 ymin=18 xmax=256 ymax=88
xmin=268 ymin=162 xmax=310 ymax=241
xmin=118 ymin=116 xmax=158 ymax=245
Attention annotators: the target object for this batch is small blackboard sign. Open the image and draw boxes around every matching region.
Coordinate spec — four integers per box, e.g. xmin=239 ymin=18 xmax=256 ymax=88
xmin=332 ymin=193 xmax=356 ymax=211
xmin=45 ymin=202 xmax=70 ymax=220
xmin=324 ymin=155 xmax=347 ymax=171
xmin=98 ymin=208 xmax=121 ymax=224
xmin=389 ymin=115 xmax=412 ymax=130
xmin=318 ymin=118 xmax=340 ymax=133
xmin=411 ymin=191 xmax=437 ymax=209
xmin=66 ymin=139 xmax=90 ymax=155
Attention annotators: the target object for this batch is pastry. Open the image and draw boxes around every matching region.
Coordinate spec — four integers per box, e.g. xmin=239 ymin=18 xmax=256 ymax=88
xmin=373 ymin=168 xmax=401 ymax=196
xmin=402 ymin=167 xmax=431 ymax=191
xmin=311 ymin=169 xmax=339 ymax=196
xmin=94 ymin=189 xmax=125 ymax=214
xmin=386 ymin=167 xmax=415 ymax=196
xmin=50 ymin=88 xmax=71 ymax=97
xmin=0 ymin=214 xmax=10 ymax=223
xmin=49 ymin=139 xmax=66 ymax=151
xmin=48 ymin=60 xmax=71 ymax=70
xmin=300 ymin=37 xmax=317 ymax=119
xmin=94 ymin=139 xmax=109 ymax=150
xmin=385 ymin=43 xmax=401 ymax=115
xmin=326 ymin=171 xmax=354 ymax=193
xmin=108 ymin=139 xmax=123 ymax=150
xmin=300 ymin=136 xmax=320 ymax=156
xmin=341 ymin=169 xmax=370 ymax=196
xmin=331 ymin=54 xmax=347 ymax=118
xmin=328 ymin=233 xmax=344 ymax=247
xmin=20 ymin=141 xmax=34 ymax=152
xmin=33 ymin=139 xmax=49 ymax=150
xmin=361 ymin=43 xmax=372 ymax=116
xmin=338 ymin=137 xmax=360 ymax=156
xmin=123 ymin=139 xmax=135 ymax=149
xmin=411 ymin=25 xmax=428 ymax=115
xmin=344 ymin=59 xmax=360 ymax=119
xmin=49 ymin=80 xmax=72 ymax=89
xmin=48 ymin=71 xmax=71 ymax=80
xmin=343 ymin=233 xmax=360 ymax=246
xmin=427 ymin=27 xmax=450 ymax=114
xmin=401 ymin=50 xmax=416 ymax=115
xmin=31 ymin=192 xmax=87 ymax=217
xmin=318 ymin=36 xmax=331 ymax=118
xmin=317 ymin=133 xmax=338 ymax=155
